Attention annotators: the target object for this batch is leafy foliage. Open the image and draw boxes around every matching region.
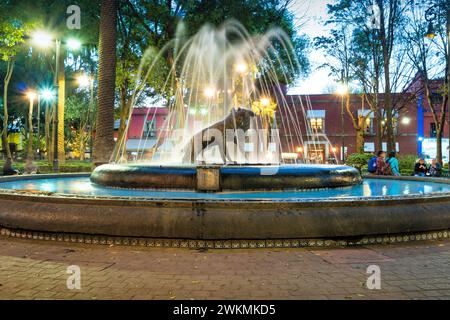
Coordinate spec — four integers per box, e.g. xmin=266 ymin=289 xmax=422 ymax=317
xmin=345 ymin=152 xmax=373 ymax=170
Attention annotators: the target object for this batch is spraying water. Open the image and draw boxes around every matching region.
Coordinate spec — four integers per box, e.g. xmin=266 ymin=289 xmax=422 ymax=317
xmin=113 ymin=20 xmax=337 ymax=165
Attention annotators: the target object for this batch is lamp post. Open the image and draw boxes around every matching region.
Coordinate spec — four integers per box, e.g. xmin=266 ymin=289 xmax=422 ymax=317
xmin=40 ymin=89 xmax=55 ymax=161
xmin=26 ymin=91 xmax=36 ymax=162
xmin=77 ymin=73 xmax=95 ymax=159
xmin=53 ymin=39 xmax=61 ymax=172
xmin=337 ymin=83 xmax=348 ymax=162
xmin=31 ymin=31 xmax=81 ymax=171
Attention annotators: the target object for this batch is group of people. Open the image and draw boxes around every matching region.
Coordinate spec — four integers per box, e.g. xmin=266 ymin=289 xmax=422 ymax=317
xmin=368 ymin=151 xmax=443 ymax=177
xmin=368 ymin=151 xmax=400 ymax=176
xmin=413 ymin=158 xmax=442 ymax=177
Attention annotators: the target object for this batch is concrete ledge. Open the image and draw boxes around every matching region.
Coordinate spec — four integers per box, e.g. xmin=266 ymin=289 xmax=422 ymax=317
xmin=90 ymin=164 xmax=362 ymax=190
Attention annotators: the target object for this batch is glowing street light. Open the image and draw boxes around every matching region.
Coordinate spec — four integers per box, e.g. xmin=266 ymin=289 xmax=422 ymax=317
xmin=26 ymin=91 xmax=37 ymax=101
xmin=204 ymin=87 xmax=216 ymax=98
xmin=336 ymin=83 xmax=348 ymax=96
xmin=77 ymin=74 xmax=91 ymax=88
xmin=31 ymin=31 xmax=53 ymax=48
xmin=40 ymin=88 xmax=55 ymax=102
xmin=401 ymin=117 xmax=411 ymax=125
xmin=66 ymin=38 xmax=82 ymax=50
xmin=235 ymin=62 xmax=248 ymax=74
xmin=260 ymin=97 xmax=271 ymax=107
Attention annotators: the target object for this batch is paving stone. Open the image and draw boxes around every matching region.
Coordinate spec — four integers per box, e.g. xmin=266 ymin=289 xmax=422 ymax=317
xmin=1 ymin=236 xmax=450 ymax=299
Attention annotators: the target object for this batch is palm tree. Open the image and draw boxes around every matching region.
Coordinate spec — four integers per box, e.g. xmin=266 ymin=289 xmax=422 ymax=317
xmin=92 ymin=0 xmax=118 ymax=167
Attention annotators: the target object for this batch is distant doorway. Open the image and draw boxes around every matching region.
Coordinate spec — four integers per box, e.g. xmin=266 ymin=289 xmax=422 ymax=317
xmin=308 ymin=145 xmax=326 ymax=163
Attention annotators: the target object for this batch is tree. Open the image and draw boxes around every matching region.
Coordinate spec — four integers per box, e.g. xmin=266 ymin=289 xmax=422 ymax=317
xmin=321 ymin=0 xmax=414 ymax=153
xmin=93 ymin=0 xmax=119 ymax=166
xmin=404 ymin=0 xmax=448 ymax=164
xmin=315 ymin=27 xmax=372 ymax=153
xmin=0 ymin=18 xmax=28 ymax=167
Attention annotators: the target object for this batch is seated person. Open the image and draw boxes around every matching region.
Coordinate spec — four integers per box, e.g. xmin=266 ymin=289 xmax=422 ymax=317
xmin=429 ymin=159 xmax=442 ymax=177
xmin=2 ymin=158 xmax=19 ymax=176
xmin=375 ymin=151 xmax=387 ymax=175
xmin=414 ymin=158 xmax=428 ymax=177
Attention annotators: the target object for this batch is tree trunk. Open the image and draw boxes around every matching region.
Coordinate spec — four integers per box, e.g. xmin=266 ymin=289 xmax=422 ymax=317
xmin=356 ymin=116 xmax=364 ymax=154
xmin=115 ymin=84 xmax=130 ymax=161
xmin=79 ymin=127 xmax=86 ymax=161
xmin=45 ymin=104 xmax=52 ymax=161
xmin=27 ymin=99 xmax=34 ymax=161
xmin=93 ymin=0 xmax=119 ymax=167
xmin=377 ymin=0 xmax=395 ymax=152
xmin=2 ymin=60 xmax=14 ymax=161
xmin=57 ymin=47 xmax=66 ymax=164
xmin=436 ymin=129 xmax=442 ymax=165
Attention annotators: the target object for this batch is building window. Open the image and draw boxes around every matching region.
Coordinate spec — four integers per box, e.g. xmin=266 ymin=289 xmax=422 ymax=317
xmin=143 ymin=119 xmax=157 ymax=137
xmin=430 ymin=122 xmax=437 ymax=138
xmin=430 ymin=93 xmax=443 ymax=106
xmin=364 ymin=118 xmax=374 ymax=135
xmin=309 ymin=118 xmax=324 ymax=133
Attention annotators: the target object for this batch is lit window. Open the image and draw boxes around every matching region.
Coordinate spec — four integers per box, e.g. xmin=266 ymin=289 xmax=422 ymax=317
xmin=309 ymin=118 xmax=324 ymax=132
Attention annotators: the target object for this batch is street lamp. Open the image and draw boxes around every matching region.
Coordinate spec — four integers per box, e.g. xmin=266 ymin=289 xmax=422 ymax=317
xmin=260 ymin=97 xmax=271 ymax=107
xmin=66 ymin=38 xmax=81 ymax=51
xmin=31 ymin=31 xmax=61 ymax=171
xmin=204 ymin=87 xmax=216 ymax=99
xmin=77 ymin=74 xmax=91 ymax=88
xmin=25 ymin=91 xmax=37 ymax=163
xmin=40 ymin=88 xmax=55 ymax=102
xmin=39 ymin=88 xmax=55 ymax=159
xmin=77 ymin=73 xmax=95 ymax=159
xmin=31 ymin=31 xmax=82 ymax=172
xmin=337 ymin=83 xmax=348 ymax=162
xmin=31 ymin=31 xmax=52 ymax=48
xmin=235 ymin=62 xmax=248 ymax=74
xmin=401 ymin=117 xmax=411 ymax=125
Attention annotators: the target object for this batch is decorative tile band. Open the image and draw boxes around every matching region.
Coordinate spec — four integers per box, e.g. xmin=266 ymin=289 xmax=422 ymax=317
xmin=1 ymin=227 xmax=449 ymax=249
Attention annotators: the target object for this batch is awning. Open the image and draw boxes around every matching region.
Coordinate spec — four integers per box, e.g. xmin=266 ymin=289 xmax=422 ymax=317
xmin=126 ymin=138 xmax=157 ymax=151
xmin=306 ymin=110 xmax=325 ymax=118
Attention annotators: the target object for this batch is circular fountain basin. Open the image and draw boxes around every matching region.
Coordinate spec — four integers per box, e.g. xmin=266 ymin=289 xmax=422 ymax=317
xmin=0 ymin=173 xmax=449 ymax=242
xmin=90 ymin=163 xmax=362 ymax=190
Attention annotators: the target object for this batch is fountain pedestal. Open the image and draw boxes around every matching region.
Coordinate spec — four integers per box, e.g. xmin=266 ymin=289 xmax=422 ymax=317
xmin=196 ymin=166 xmax=221 ymax=191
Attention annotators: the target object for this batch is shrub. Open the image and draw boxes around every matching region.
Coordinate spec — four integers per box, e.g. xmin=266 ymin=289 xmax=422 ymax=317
xmin=398 ymin=155 xmax=417 ymax=172
xmin=345 ymin=153 xmax=373 ymax=170
xmin=1 ymin=160 xmax=91 ymax=175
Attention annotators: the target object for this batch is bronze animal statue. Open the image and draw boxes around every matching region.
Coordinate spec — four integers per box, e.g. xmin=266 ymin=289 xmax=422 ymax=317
xmin=182 ymin=107 xmax=255 ymax=164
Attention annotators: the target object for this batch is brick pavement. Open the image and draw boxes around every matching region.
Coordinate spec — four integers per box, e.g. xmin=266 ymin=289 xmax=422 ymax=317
xmin=1 ymin=236 xmax=450 ymax=300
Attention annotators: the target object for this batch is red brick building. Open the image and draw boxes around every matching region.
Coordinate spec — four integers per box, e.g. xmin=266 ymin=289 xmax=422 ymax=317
xmin=276 ymin=77 xmax=448 ymax=163
xmin=124 ymin=81 xmax=448 ymax=163
xmin=120 ymin=107 xmax=169 ymax=158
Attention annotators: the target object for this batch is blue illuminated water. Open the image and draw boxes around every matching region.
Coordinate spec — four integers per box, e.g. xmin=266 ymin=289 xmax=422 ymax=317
xmin=0 ymin=177 xmax=449 ymax=201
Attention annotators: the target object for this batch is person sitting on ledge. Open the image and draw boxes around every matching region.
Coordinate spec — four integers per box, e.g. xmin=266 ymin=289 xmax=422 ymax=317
xmin=374 ymin=151 xmax=386 ymax=175
xmin=414 ymin=158 xmax=428 ymax=177
xmin=429 ymin=159 xmax=442 ymax=177
xmin=385 ymin=151 xmax=400 ymax=176
xmin=2 ymin=158 xmax=19 ymax=176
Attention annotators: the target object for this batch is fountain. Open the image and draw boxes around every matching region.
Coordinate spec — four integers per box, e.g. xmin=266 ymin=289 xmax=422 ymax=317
xmin=0 ymin=22 xmax=449 ymax=246
xmin=90 ymin=21 xmax=361 ymax=191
